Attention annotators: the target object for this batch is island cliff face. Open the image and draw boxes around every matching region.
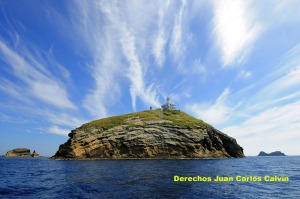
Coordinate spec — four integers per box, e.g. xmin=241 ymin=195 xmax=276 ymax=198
xmin=52 ymin=110 xmax=244 ymax=159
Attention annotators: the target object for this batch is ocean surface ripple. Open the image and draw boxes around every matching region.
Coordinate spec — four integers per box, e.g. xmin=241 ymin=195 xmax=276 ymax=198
xmin=0 ymin=156 xmax=299 ymax=198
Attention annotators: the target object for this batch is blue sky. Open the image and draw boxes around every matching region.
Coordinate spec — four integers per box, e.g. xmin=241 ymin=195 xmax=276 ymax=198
xmin=1 ymin=0 xmax=300 ymax=156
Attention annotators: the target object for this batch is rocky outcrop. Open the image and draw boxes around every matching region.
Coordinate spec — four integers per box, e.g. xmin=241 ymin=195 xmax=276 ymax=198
xmin=5 ymin=148 xmax=41 ymax=157
xmin=5 ymin=148 xmax=31 ymax=157
xmin=31 ymin=150 xmax=41 ymax=157
xmin=52 ymin=110 xmax=244 ymax=159
xmin=258 ymin=151 xmax=286 ymax=156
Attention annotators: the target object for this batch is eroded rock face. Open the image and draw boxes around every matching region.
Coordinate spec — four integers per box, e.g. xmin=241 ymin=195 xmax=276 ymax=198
xmin=31 ymin=150 xmax=41 ymax=157
xmin=52 ymin=111 xmax=244 ymax=159
xmin=4 ymin=148 xmax=42 ymax=158
xmin=5 ymin=148 xmax=31 ymax=157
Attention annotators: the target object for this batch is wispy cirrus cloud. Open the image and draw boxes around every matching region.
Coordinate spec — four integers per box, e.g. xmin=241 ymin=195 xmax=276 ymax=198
xmin=233 ymin=43 xmax=300 ymax=114
xmin=66 ymin=1 xmax=121 ymax=118
xmin=102 ymin=2 xmax=161 ymax=111
xmin=212 ymin=0 xmax=262 ymax=67
xmin=272 ymin=0 xmax=300 ymax=23
xmin=152 ymin=0 xmax=170 ymax=67
xmin=0 ymin=39 xmax=75 ymax=110
xmin=214 ymin=44 xmax=300 ymax=155
xmin=187 ymin=42 xmax=300 ymax=155
xmin=0 ymin=78 xmax=32 ymax=104
xmin=0 ymin=99 xmax=86 ymax=136
xmin=2 ymin=0 xmax=186 ymax=139
xmin=0 ymin=20 xmax=80 ymax=137
xmin=237 ymin=70 xmax=252 ymax=79
xmin=170 ymin=0 xmax=187 ymax=62
xmin=223 ymin=99 xmax=300 ymax=155
xmin=186 ymin=88 xmax=234 ymax=126
xmin=68 ymin=1 xmax=163 ymax=114
xmin=223 ymin=100 xmax=300 ymax=139
xmin=45 ymin=111 xmax=87 ymax=129
xmin=81 ymin=34 xmax=121 ymax=118
xmin=48 ymin=126 xmax=71 ymax=136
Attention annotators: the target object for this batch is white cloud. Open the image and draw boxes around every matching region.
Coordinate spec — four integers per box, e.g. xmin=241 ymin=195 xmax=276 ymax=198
xmin=48 ymin=126 xmax=70 ymax=136
xmin=0 ymin=99 xmax=86 ymax=135
xmin=0 ymin=34 xmax=84 ymax=135
xmin=213 ymin=0 xmax=262 ymax=67
xmin=66 ymin=1 xmax=121 ymax=118
xmin=192 ymin=59 xmax=207 ymax=76
xmin=270 ymin=66 xmax=300 ymax=92
xmin=47 ymin=47 xmax=72 ymax=83
xmin=0 ymin=39 xmax=76 ymax=109
xmin=272 ymin=0 xmax=300 ymax=23
xmin=223 ymin=100 xmax=300 ymax=155
xmin=97 ymin=1 xmax=161 ymax=111
xmin=65 ymin=1 xmax=164 ymax=115
xmin=82 ymin=36 xmax=121 ymax=118
xmin=119 ymin=25 xmax=160 ymax=110
xmin=0 ymin=78 xmax=32 ymax=104
xmin=152 ymin=1 xmax=170 ymax=67
xmin=237 ymin=70 xmax=252 ymax=79
xmin=237 ymin=43 xmax=300 ymax=113
xmin=187 ymin=88 xmax=233 ymax=126
xmin=153 ymin=25 xmax=167 ymax=67
xmin=170 ymin=0 xmax=187 ymax=62
xmin=45 ymin=112 xmax=87 ymax=128
xmin=215 ymin=44 xmax=300 ymax=155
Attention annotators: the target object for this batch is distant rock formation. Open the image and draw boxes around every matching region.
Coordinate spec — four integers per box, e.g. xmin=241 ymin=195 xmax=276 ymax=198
xmin=52 ymin=110 xmax=244 ymax=160
xmin=5 ymin=148 xmax=41 ymax=157
xmin=31 ymin=150 xmax=41 ymax=158
xmin=5 ymin=148 xmax=31 ymax=157
xmin=258 ymin=151 xmax=286 ymax=156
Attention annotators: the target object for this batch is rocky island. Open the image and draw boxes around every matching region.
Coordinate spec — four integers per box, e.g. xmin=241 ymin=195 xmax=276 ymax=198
xmin=52 ymin=110 xmax=244 ymax=160
xmin=258 ymin=151 xmax=286 ymax=156
xmin=5 ymin=148 xmax=41 ymax=157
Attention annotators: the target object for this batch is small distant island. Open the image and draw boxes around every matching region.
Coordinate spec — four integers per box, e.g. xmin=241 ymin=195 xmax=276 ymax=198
xmin=258 ymin=151 xmax=286 ymax=156
xmin=4 ymin=148 xmax=41 ymax=158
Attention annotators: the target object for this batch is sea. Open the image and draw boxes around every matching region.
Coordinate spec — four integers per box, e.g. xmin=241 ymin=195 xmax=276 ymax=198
xmin=0 ymin=156 xmax=299 ymax=198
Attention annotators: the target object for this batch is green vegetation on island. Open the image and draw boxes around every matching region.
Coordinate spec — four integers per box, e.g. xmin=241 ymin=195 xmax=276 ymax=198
xmin=79 ymin=110 xmax=208 ymax=131
xmin=12 ymin=148 xmax=31 ymax=154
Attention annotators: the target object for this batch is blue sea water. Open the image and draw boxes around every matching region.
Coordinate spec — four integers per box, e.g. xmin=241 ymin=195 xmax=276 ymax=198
xmin=0 ymin=156 xmax=299 ymax=198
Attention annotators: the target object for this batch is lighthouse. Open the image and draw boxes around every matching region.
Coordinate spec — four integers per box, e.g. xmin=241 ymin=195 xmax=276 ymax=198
xmin=161 ymin=97 xmax=176 ymax=110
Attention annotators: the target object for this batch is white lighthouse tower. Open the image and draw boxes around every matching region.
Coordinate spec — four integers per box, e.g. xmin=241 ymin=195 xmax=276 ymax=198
xmin=161 ymin=97 xmax=176 ymax=110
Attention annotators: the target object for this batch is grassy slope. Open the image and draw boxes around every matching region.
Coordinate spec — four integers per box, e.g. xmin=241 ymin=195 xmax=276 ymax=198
xmin=79 ymin=110 xmax=209 ymax=131
xmin=13 ymin=148 xmax=30 ymax=153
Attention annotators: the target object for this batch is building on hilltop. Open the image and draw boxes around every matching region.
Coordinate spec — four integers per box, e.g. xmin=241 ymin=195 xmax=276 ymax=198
xmin=161 ymin=97 xmax=176 ymax=110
